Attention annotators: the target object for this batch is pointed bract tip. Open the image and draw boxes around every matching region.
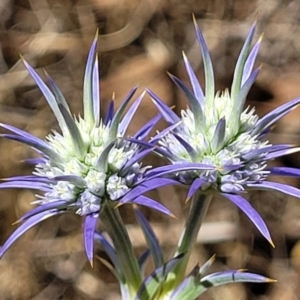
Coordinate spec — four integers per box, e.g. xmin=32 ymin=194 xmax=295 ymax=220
xmin=192 ymin=13 xmax=198 ymax=26
xmin=289 ymin=103 xmax=300 ymax=112
xmin=209 ymin=253 xmax=216 ymax=261
xmin=20 ymin=56 xmax=30 ymax=67
xmin=19 ymin=53 xmax=25 ymax=61
xmin=266 ymin=278 xmax=277 ymax=283
xmin=94 ymin=28 xmax=99 ymax=40
xmin=170 ymin=212 xmax=178 ymax=219
xmin=112 ymin=92 xmax=116 ymax=100
xmin=12 ymin=219 xmax=21 ymax=225
xmin=269 ymin=239 xmax=275 ymax=248
xmin=89 ymin=259 xmax=94 ymax=268
xmin=166 ymin=71 xmax=172 ymax=78
xmin=43 ymin=68 xmax=50 ymax=77
xmin=253 ymin=13 xmax=258 ymax=25
xmin=114 ymin=202 xmax=123 ymax=209
xmin=185 ymin=196 xmax=191 ymax=204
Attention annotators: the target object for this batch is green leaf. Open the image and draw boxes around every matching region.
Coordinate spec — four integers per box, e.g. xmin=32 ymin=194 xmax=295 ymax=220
xmin=135 ymin=253 xmax=184 ymax=300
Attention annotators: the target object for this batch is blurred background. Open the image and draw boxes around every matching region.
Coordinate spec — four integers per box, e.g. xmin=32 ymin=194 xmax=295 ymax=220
xmin=1 ymin=0 xmax=300 ymax=299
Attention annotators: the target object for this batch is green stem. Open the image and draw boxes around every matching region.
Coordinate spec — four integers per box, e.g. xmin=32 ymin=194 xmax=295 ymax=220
xmin=164 ymin=192 xmax=212 ymax=293
xmin=101 ymin=203 xmax=142 ymax=297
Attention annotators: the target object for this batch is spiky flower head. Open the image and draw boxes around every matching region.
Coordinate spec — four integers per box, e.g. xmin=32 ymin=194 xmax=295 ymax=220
xmin=149 ymin=18 xmax=300 ymax=245
xmin=0 ymin=34 xmax=170 ymax=263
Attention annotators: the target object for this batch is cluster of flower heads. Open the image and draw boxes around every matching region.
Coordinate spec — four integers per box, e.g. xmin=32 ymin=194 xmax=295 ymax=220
xmin=1 ymin=17 xmax=300 ymax=271
xmin=149 ymin=18 xmax=300 ymax=245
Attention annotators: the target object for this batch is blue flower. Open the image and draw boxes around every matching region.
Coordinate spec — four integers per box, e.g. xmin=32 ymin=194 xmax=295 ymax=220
xmin=0 ymin=34 xmax=171 ymax=263
xmin=148 ymin=17 xmax=300 ymax=245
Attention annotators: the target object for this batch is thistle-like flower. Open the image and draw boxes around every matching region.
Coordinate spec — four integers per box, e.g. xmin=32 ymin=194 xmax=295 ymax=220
xmin=148 ymin=18 xmax=300 ymax=244
xmin=0 ymin=34 xmax=170 ymax=263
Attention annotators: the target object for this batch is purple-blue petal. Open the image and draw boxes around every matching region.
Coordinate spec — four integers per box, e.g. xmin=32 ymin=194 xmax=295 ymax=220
xmin=144 ymin=163 xmax=215 ymax=180
xmin=222 ymin=164 xmax=243 ymax=172
xmin=268 ymin=167 xmax=300 ymax=177
xmin=52 ymin=175 xmax=86 ymax=187
xmin=119 ymin=92 xmax=144 ymax=135
xmin=104 ymin=99 xmax=114 ymax=126
xmin=242 ymin=35 xmax=262 ymax=85
xmin=84 ymin=213 xmax=99 ymax=265
xmin=94 ymin=232 xmax=120 ymax=272
xmin=242 ymin=144 xmax=294 ymax=160
xmin=182 ymin=52 xmax=204 ymax=105
xmin=21 ymin=59 xmax=66 ymax=132
xmin=193 ymin=16 xmax=215 ymax=102
xmin=120 ymin=148 xmax=154 ymax=176
xmin=0 ymin=180 xmax=50 ymax=191
xmin=231 ymin=22 xmax=256 ymax=100
xmin=0 ymin=123 xmax=48 ymax=147
xmin=211 ymin=117 xmax=226 ymax=152
xmin=2 ymin=175 xmax=53 ymax=183
xmin=264 ymin=147 xmax=300 ymax=160
xmin=187 ymin=178 xmax=206 ymax=201
xmin=150 ymin=122 xmax=182 ymax=145
xmin=134 ymin=207 xmax=164 ymax=268
xmin=24 ymin=158 xmax=47 ymax=165
xmin=83 ymin=33 xmax=98 ymax=123
xmin=222 ymin=193 xmax=273 ymax=245
xmin=134 ymin=114 xmax=162 ymax=140
xmin=138 ymin=249 xmax=150 ymax=275
xmin=0 ymin=210 xmax=62 ymax=258
xmin=172 ymin=132 xmax=197 ymax=159
xmin=252 ymin=96 xmax=300 ymax=136
xmin=169 ymin=74 xmax=204 ymax=126
xmin=124 ymin=137 xmax=153 ymax=149
xmin=92 ymin=54 xmax=100 ymax=126
xmin=231 ymin=67 xmax=260 ymax=131
xmin=119 ymin=178 xmax=180 ymax=204
xmin=17 ymin=200 xmax=67 ymax=223
xmin=109 ymin=87 xmax=138 ymax=140
xmin=147 ymin=89 xmax=180 ymax=124
xmin=247 ymin=181 xmax=300 ymax=199
xmin=130 ymin=195 xmax=174 ymax=217
xmin=44 ymin=71 xmax=71 ymax=115
xmin=0 ymin=133 xmax=62 ymax=164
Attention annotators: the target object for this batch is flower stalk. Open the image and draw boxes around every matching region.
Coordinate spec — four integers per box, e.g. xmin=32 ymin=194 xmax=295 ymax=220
xmin=101 ymin=203 xmax=142 ymax=297
xmin=164 ymin=192 xmax=212 ymax=294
